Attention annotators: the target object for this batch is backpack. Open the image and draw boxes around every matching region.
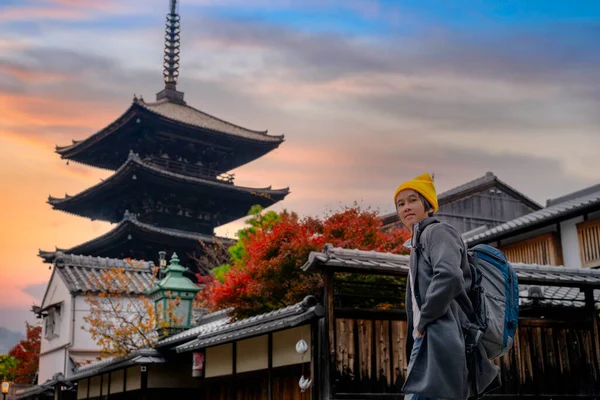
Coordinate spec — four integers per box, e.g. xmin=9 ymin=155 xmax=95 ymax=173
xmin=413 ymin=219 xmax=519 ymax=360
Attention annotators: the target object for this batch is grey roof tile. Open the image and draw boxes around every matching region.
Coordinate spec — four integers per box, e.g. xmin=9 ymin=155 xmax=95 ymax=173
xmin=173 ymin=296 xmax=323 ymax=353
xmin=303 ymin=245 xmax=600 ymax=287
xmin=53 ymin=253 xmax=155 ymax=295
xmin=69 ymin=349 xmax=164 ymax=381
xmin=136 ymin=98 xmax=283 ymax=143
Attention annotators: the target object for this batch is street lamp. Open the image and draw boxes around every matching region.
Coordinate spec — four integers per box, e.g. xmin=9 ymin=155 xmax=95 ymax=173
xmin=2 ymin=381 xmax=10 ymax=400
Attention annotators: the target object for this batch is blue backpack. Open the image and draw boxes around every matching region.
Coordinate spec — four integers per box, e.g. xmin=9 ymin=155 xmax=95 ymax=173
xmin=463 ymin=244 xmax=519 ymax=360
xmin=414 ymin=219 xmax=519 ymax=360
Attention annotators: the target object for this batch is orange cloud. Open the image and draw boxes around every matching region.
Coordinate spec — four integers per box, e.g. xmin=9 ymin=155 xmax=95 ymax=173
xmin=0 ymin=65 xmax=72 ymax=84
xmin=0 ymin=91 xmax=126 ymax=141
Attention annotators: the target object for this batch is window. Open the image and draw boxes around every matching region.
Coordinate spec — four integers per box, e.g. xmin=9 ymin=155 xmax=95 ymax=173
xmin=499 ymin=232 xmax=563 ymax=266
xmin=44 ymin=305 xmax=61 ymax=340
xmin=577 ymin=218 xmax=600 ymax=268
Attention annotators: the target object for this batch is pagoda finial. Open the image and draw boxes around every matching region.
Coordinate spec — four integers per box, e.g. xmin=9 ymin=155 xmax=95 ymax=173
xmin=156 ymin=0 xmax=185 ymax=104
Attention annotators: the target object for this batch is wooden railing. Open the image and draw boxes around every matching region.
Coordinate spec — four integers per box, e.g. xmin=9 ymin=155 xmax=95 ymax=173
xmin=145 ymin=156 xmax=234 ymax=184
xmin=500 ymin=232 xmax=563 ymax=266
xmin=577 ymin=218 xmax=600 ymax=268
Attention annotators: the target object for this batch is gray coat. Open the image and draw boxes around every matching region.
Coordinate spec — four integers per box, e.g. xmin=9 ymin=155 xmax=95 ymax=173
xmin=403 ymin=218 xmax=499 ymax=399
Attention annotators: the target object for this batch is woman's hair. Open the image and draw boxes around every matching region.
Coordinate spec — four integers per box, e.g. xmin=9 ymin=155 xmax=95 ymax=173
xmin=419 ymin=194 xmax=435 ymax=217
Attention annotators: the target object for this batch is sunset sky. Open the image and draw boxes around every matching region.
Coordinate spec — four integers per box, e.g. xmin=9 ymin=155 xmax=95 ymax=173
xmin=1 ymin=0 xmax=600 ymax=332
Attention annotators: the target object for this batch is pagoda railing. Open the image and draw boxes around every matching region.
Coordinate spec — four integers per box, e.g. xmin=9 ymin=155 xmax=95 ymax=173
xmin=145 ymin=156 xmax=234 ymax=184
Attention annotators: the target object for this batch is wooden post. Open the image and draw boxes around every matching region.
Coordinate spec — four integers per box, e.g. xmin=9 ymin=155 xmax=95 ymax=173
xmin=324 ymin=270 xmax=335 ymax=359
xmin=268 ymin=333 xmax=273 ymax=400
xmin=317 ymin=317 xmax=331 ymax=400
xmin=140 ymin=366 xmax=148 ymax=400
xmin=584 ymin=288 xmax=600 ymax=369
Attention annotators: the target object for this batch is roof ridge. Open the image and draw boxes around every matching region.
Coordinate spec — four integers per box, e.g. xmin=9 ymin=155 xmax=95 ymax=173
xmin=54 ymin=252 xmax=154 ymax=269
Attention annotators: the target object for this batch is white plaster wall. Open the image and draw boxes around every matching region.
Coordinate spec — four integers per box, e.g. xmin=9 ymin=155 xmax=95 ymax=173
xmin=237 ymin=335 xmax=268 ymax=373
xmin=272 ymin=325 xmax=312 ymax=368
xmin=40 ymin=274 xmax=72 ymax=353
xmin=39 ymin=272 xmax=72 ymax=383
xmin=205 ymin=344 xmax=233 ymax=378
xmin=72 ymin=296 xmax=101 ymax=351
xmin=560 ymin=216 xmax=584 ymax=268
xmin=73 ymin=295 xmax=149 ymax=351
xmin=38 ymin=348 xmax=66 ymax=384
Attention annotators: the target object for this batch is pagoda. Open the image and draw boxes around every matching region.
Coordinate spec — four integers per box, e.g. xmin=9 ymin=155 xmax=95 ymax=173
xmin=40 ymin=0 xmax=289 ymax=270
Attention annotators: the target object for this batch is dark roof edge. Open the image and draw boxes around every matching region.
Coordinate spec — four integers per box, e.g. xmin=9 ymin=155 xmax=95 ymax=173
xmin=69 ymin=349 xmax=164 ymax=381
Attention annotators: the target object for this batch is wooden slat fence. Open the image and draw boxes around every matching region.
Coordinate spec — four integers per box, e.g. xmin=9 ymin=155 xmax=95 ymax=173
xmin=331 ymin=317 xmax=600 ymax=398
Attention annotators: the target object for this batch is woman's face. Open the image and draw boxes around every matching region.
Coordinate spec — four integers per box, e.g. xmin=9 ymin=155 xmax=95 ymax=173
xmin=396 ymin=189 xmax=429 ymax=233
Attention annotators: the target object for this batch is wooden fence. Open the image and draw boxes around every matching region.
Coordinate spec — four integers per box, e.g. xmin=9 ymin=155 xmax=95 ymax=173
xmin=330 ymin=315 xmax=600 ymax=398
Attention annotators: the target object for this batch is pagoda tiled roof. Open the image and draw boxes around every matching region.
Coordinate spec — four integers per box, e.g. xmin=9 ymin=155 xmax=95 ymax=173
xmin=55 ymin=97 xmax=284 ymax=157
xmin=48 ymin=151 xmax=289 ymax=213
xmin=38 ymin=211 xmax=234 ymax=263
xmin=136 ymin=98 xmax=283 ymax=142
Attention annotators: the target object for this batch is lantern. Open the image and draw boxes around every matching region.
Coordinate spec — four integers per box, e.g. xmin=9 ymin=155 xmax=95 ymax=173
xmin=146 ymin=252 xmax=200 ymax=338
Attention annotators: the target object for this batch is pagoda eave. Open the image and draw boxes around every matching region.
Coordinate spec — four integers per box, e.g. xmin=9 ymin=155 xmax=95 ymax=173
xmin=38 ymin=214 xmax=235 ymax=267
xmin=56 ymin=99 xmax=284 ymax=172
xmin=48 ymin=153 xmax=290 ymax=226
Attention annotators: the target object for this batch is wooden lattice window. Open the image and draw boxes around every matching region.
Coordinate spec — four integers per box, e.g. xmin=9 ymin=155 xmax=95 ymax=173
xmin=499 ymin=232 xmax=563 ymax=266
xmin=577 ymin=218 xmax=600 ymax=268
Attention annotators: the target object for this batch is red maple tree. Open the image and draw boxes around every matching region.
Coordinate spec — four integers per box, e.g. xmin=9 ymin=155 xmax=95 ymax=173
xmin=201 ymin=205 xmax=410 ymax=319
xmin=9 ymin=323 xmax=41 ymax=384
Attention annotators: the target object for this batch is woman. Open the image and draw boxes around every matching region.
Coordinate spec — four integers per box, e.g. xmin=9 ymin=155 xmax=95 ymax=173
xmin=394 ymin=173 xmax=498 ymax=400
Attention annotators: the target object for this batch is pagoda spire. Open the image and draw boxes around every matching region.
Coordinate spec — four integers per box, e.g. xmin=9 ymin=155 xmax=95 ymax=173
xmin=156 ymin=0 xmax=185 ymax=104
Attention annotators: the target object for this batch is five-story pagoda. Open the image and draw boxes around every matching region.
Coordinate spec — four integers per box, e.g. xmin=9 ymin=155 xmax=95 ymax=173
xmin=40 ymin=0 xmax=289 ymax=270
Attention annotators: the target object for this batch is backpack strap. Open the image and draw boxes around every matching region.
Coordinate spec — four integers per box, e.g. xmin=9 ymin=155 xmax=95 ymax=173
xmin=411 ymin=218 xmax=440 ymax=308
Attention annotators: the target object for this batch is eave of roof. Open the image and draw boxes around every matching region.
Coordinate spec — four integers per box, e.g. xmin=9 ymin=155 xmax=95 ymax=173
xmin=38 ymin=212 xmax=233 ymax=263
xmin=53 ymin=254 xmax=155 ymax=295
xmin=173 ymin=296 xmax=324 ymax=353
xmin=69 ymin=349 xmax=164 ymax=381
xmin=303 ymin=244 xmax=600 ymax=289
xmin=465 ymin=186 xmax=600 ymax=245
xmin=56 ymin=98 xmax=284 ymax=159
xmin=49 ymin=151 xmax=289 ymax=210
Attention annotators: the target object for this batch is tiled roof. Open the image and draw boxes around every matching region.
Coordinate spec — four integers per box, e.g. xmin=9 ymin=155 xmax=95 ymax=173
xmin=53 ymin=253 xmax=155 ymax=294
xmin=48 ymin=151 xmax=289 ymax=214
xmin=136 ymin=98 xmax=283 ymax=143
xmin=520 ymin=286 xmax=600 ymax=308
xmin=69 ymin=349 xmax=164 ymax=381
xmin=465 ymin=185 xmax=600 ymax=245
xmin=157 ymin=308 xmax=231 ymax=347
xmin=174 ymin=296 xmax=324 ymax=353
xmin=303 ymin=245 xmax=600 ymax=288
xmin=14 ymin=373 xmax=72 ymax=400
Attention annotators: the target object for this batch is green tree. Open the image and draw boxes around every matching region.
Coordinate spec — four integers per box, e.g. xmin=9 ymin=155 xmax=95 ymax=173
xmin=0 ymin=354 xmax=18 ymax=381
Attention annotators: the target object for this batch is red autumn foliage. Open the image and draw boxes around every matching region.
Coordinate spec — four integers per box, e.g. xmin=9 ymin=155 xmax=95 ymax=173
xmin=203 ymin=206 xmax=410 ymax=319
xmin=8 ymin=323 xmax=41 ymax=384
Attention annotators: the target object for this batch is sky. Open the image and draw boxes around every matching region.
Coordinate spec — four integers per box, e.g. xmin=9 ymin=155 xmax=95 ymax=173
xmin=0 ymin=0 xmax=599 ymax=332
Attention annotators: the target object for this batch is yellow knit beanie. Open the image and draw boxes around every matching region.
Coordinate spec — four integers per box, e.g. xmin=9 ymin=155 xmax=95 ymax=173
xmin=393 ymin=173 xmax=439 ymax=213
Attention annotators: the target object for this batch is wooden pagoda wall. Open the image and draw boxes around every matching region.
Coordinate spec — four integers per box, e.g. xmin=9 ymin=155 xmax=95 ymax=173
xmin=328 ymin=313 xmax=600 ymax=399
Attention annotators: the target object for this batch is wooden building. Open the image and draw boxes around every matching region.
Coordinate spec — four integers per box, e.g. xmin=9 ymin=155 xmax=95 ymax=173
xmin=382 ymin=172 xmax=541 ymax=235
